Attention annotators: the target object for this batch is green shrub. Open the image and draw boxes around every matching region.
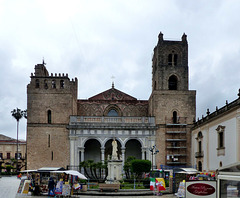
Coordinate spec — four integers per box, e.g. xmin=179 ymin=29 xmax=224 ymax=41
xmin=131 ymin=160 xmax=151 ymax=178
xmin=5 ymin=165 xmax=13 ymax=173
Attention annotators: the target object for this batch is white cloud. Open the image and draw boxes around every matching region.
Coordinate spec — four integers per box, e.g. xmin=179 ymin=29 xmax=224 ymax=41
xmin=1 ymin=0 xmax=240 ymax=139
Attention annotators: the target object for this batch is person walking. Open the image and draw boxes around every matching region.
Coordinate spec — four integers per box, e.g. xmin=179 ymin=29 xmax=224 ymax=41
xmin=48 ymin=177 xmax=55 ymax=197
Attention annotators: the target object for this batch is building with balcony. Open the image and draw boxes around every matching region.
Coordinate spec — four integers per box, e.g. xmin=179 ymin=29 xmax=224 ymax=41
xmin=191 ymin=90 xmax=240 ymax=172
xmin=0 ymin=134 xmax=26 ymax=172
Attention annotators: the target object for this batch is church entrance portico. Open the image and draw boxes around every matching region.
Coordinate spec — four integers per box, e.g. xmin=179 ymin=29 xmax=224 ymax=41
xmin=68 ymin=116 xmax=157 ymax=170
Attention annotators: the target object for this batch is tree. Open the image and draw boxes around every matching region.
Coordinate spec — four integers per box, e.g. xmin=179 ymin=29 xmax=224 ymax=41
xmin=11 ymin=108 xmax=27 ymax=172
xmin=79 ymin=161 xmax=91 ymax=179
xmin=123 ymin=156 xmax=136 ymax=179
xmin=131 ymin=159 xmax=151 ymax=179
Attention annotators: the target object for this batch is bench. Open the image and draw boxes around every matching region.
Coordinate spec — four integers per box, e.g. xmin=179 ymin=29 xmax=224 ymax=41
xmin=99 ymin=183 xmax=120 ymax=192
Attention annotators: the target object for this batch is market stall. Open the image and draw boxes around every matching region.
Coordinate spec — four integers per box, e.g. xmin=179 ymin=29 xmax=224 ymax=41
xmin=217 ymin=162 xmax=240 ymax=198
xmin=16 ymin=167 xmax=87 ymax=196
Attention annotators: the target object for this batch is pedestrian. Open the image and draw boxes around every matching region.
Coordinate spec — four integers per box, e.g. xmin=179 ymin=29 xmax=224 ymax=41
xmin=48 ymin=177 xmax=55 ymax=197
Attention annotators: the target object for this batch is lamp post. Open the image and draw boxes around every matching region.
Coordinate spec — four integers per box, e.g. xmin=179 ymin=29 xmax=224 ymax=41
xmin=149 ymin=145 xmax=159 ymax=171
xmin=11 ymin=108 xmax=27 ymax=172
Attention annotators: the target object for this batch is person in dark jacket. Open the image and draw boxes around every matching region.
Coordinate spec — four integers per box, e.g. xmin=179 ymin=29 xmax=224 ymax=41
xmin=48 ymin=177 xmax=55 ymax=196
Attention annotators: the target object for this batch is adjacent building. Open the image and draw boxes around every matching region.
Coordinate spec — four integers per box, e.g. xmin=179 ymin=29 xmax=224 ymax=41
xmin=0 ymin=134 xmax=26 ymax=171
xmin=191 ymin=90 xmax=240 ymax=172
xmin=26 ymin=32 xmax=196 ymax=170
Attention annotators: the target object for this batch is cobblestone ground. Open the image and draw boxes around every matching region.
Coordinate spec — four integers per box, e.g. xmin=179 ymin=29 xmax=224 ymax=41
xmin=0 ymin=176 xmax=177 ymax=198
xmin=0 ymin=176 xmax=21 ymax=198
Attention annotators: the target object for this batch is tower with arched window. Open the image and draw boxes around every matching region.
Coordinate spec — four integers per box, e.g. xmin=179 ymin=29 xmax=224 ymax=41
xmin=149 ymin=32 xmax=196 ymax=168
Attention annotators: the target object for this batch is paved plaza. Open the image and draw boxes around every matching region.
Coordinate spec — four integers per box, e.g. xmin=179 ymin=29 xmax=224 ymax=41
xmin=0 ymin=176 xmax=176 ymax=198
xmin=0 ymin=176 xmax=21 ymax=198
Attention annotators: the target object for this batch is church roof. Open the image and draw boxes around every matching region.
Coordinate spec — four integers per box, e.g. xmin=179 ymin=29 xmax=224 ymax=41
xmin=88 ymin=87 xmax=137 ymax=101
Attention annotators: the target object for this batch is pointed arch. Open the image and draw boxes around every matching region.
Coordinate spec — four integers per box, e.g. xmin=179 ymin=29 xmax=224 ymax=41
xmin=168 ymin=75 xmax=178 ymax=90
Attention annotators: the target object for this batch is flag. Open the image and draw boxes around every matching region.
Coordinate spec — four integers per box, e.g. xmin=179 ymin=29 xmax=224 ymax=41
xmin=156 ymin=178 xmax=166 ymax=191
xmin=150 ymin=177 xmax=155 ymax=191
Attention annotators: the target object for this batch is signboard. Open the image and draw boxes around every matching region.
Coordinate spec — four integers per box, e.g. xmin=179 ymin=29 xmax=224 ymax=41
xmin=186 ymin=181 xmax=216 ymax=198
xmin=17 ymin=179 xmax=26 ymax=194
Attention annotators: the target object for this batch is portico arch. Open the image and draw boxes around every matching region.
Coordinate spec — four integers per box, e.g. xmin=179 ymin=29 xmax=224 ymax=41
xmin=104 ymin=139 xmax=122 ymax=160
xmin=125 ymin=139 xmax=142 ymax=160
xmin=84 ymin=139 xmax=101 ymax=162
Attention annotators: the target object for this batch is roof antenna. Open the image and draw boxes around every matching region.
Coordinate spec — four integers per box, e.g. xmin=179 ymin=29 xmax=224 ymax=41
xmin=111 ymin=75 xmax=115 ymax=88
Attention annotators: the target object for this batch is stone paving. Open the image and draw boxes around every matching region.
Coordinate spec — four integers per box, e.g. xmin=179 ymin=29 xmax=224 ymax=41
xmin=0 ymin=176 xmax=21 ymax=198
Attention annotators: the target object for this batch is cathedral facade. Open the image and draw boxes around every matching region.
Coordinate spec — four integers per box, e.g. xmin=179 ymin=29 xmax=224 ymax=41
xmin=26 ymin=33 xmax=196 ymax=170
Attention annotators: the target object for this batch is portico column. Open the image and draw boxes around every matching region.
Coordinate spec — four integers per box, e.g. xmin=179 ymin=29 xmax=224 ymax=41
xmin=69 ymin=135 xmax=77 ymax=166
xmin=121 ymin=147 xmax=126 ymax=167
xmin=80 ymin=148 xmax=84 ymax=162
xmin=142 ymin=148 xmax=145 ymax=160
xmin=101 ymin=147 xmax=105 ymax=163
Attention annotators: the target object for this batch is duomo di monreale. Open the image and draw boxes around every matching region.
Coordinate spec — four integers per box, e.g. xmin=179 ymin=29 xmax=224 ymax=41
xmin=26 ymin=32 xmax=196 ymax=170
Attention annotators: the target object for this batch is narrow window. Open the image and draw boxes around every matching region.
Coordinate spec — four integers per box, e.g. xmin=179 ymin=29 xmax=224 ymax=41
xmin=154 ymin=81 xmax=157 ymax=90
xmin=60 ymin=80 xmax=64 ymax=88
xmin=216 ymin=125 xmax=225 ymax=149
xmin=168 ymin=54 xmax=173 ymax=65
xmin=7 ymin=153 xmax=10 ymax=159
xmin=52 ymin=80 xmax=56 ymax=88
xmin=219 ymin=132 xmax=224 ymax=148
xmin=173 ymin=111 xmax=177 ymax=123
xmin=198 ymin=141 xmax=202 ymax=153
xmin=169 ymin=75 xmax=178 ymax=90
xmin=168 ymin=52 xmax=178 ymax=66
xmin=44 ymin=79 xmax=48 ymax=89
xmin=47 ymin=110 xmax=52 ymax=124
xmin=51 ymin=151 xmax=53 ymax=160
xmin=48 ymin=134 xmax=50 ymax=147
xmin=0 ymin=153 xmax=2 ymax=159
xmin=35 ymin=79 xmax=40 ymax=88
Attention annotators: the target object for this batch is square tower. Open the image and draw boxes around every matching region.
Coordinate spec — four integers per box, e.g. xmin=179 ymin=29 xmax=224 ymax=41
xmin=26 ymin=62 xmax=78 ymax=169
xmin=149 ymin=32 xmax=196 ymax=168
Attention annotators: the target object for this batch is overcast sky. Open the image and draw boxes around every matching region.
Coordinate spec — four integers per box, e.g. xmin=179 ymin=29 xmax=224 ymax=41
xmin=1 ymin=0 xmax=240 ymax=140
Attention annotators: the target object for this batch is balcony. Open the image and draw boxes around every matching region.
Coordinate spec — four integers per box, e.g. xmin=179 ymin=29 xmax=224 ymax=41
xmin=195 ymin=151 xmax=204 ymax=158
xmin=71 ymin=116 xmax=155 ymax=124
xmin=68 ymin=116 xmax=157 ymax=130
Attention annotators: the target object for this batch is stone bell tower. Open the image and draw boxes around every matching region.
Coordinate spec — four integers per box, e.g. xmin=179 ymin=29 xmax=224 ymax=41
xmin=149 ymin=32 xmax=196 ymax=168
xmin=26 ymin=61 xmax=78 ymax=169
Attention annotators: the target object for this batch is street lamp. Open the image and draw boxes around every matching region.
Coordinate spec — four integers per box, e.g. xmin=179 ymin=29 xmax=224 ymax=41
xmin=149 ymin=145 xmax=159 ymax=171
xmin=11 ymin=108 xmax=27 ymax=172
